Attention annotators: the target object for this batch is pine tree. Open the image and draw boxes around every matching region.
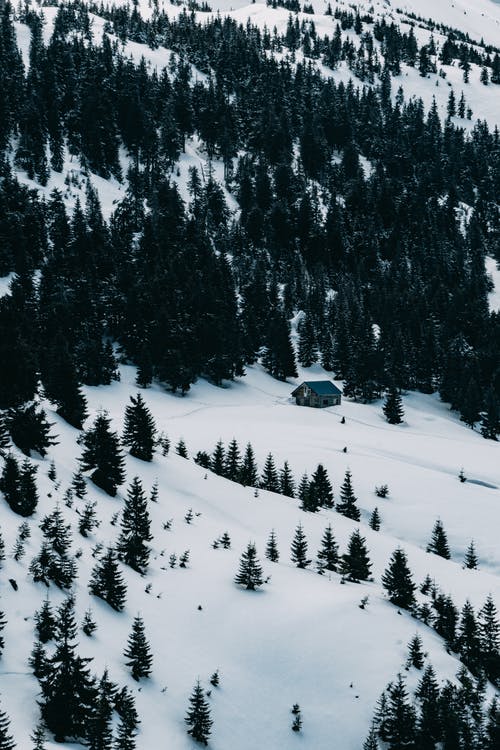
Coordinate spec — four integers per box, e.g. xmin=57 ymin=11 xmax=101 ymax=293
xmin=298 ymin=473 xmax=312 ymax=511
xmin=383 ymin=387 xmax=404 ymax=424
xmin=0 ymin=455 xmax=38 ymax=517
xmin=384 ymin=674 xmax=417 ymax=748
xmin=457 ymin=600 xmax=481 ymax=674
xmin=0 ymin=702 xmax=15 ymax=750
xmin=0 ymin=611 xmax=5 ymax=659
xmin=260 ymin=453 xmax=280 ymax=493
xmin=235 ymin=543 xmax=264 ymax=590
xmin=78 ymin=501 xmax=98 ymax=537
xmin=116 ymin=477 xmax=152 ymax=574
xmin=124 ymin=615 xmax=153 ymax=681
xmin=82 ymin=609 xmax=97 ymax=637
xmin=89 ymin=548 xmax=127 ymax=611
xmin=176 ymin=438 xmax=188 ymax=458
xmin=480 ymin=387 xmax=500 ymax=440
xmin=297 ymin=313 xmax=318 ymax=367
xmin=71 ymin=470 xmax=87 ymax=500
xmin=309 ymin=464 xmax=333 ymax=509
xmin=406 ymin=634 xmax=424 ymax=669
xmin=224 ymin=438 xmax=241 ymax=481
xmin=426 ymin=519 xmax=451 ymax=559
xmin=290 ymin=524 xmax=311 ymax=569
xmin=114 ymin=687 xmax=139 ymax=750
xmin=369 ymin=507 xmax=381 ymax=531
xmin=415 ymin=665 xmax=441 ymax=749
xmin=265 ymin=530 xmax=280 ymax=562
xmin=382 ymin=547 xmax=416 ymax=610
xmin=86 ymin=670 xmax=114 ymax=750
xmin=363 ymin=725 xmax=378 ymax=750
xmin=34 ymin=598 xmax=57 ymax=643
xmin=39 ymin=596 xmax=96 ymax=743
xmin=79 ymin=411 xmax=125 ymax=497
xmin=341 ymin=529 xmax=372 ymax=582
xmin=336 ymin=469 xmax=360 ymax=521
xmin=185 ymin=681 xmax=213 ymax=745
xmin=122 ymin=394 xmax=156 ymax=461
xmin=279 ymin=461 xmax=295 ymax=497
xmin=262 ymin=312 xmax=297 ymax=381
xmin=6 ymin=403 xmax=58 ymax=457
xmin=316 ymin=524 xmax=339 ymax=574
xmin=479 ymin=595 xmax=500 ymax=685
xmin=30 ymin=721 xmax=46 ymax=750
xmin=240 ymin=443 xmax=258 ymax=487
xmin=464 ymin=540 xmax=478 ymax=569
xmin=0 ymin=415 xmax=9 ymax=456
xmin=210 ymin=441 xmax=225 ymax=476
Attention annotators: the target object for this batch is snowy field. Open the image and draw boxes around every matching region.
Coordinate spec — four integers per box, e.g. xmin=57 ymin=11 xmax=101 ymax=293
xmin=2 ymin=361 xmax=500 ymax=749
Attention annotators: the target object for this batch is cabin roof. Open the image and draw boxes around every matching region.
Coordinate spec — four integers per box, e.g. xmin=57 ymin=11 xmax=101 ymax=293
xmin=291 ymin=380 xmax=343 ymax=397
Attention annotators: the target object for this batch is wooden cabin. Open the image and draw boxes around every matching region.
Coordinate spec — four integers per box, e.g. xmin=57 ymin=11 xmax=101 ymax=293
xmin=291 ymin=381 xmax=342 ymax=408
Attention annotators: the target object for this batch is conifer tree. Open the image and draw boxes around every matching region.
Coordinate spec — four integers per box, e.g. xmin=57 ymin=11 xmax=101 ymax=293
xmin=464 ymin=540 xmax=478 ymax=570
xmin=341 ymin=529 xmax=372 ymax=582
xmin=122 ymin=394 xmax=156 ymax=461
xmin=265 ymin=530 xmax=280 ymax=562
xmin=426 ymin=519 xmax=451 ymax=559
xmin=383 ymin=386 xmax=404 ymax=424
xmin=124 ymin=615 xmax=153 ymax=681
xmin=382 ymin=547 xmax=416 ymax=610
xmin=362 ymin=725 xmax=379 ymax=750
xmin=185 ymin=680 xmax=213 ymax=745
xmin=71 ymin=470 xmax=87 ymax=500
xmin=480 ymin=388 xmax=500 ymax=440
xmin=384 ymin=674 xmax=417 ymax=748
xmin=235 ymin=543 xmax=264 ymax=590
xmin=39 ymin=596 xmax=96 ymax=743
xmin=309 ymin=464 xmax=333 ymax=509
xmin=240 ymin=443 xmax=258 ymax=487
xmin=456 ymin=600 xmax=481 ymax=674
xmin=279 ymin=461 xmax=295 ymax=497
xmin=406 ymin=634 xmax=424 ymax=669
xmin=82 ymin=609 xmax=97 ymax=637
xmin=336 ymin=469 xmax=360 ymax=521
xmin=30 ymin=721 xmax=46 ymax=750
xmin=79 ymin=411 xmax=125 ymax=497
xmin=78 ymin=501 xmax=98 ymax=538
xmin=262 ymin=312 xmax=297 ymax=381
xmin=0 ymin=415 xmax=9 ymax=456
xmin=114 ymin=687 xmax=139 ymax=750
xmin=369 ymin=507 xmax=381 ymax=531
xmin=316 ymin=523 xmax=339 ymax=574
xmin=415 ymin=664 xmax=441 ymax=749
xmin=298 ymin=473 xmax=312 ymax=511
xmin=176 ymin=439 xmax=188 ymax=458
xmin=86 ymin=670 xmax=114 ymax=750
xmin=224 ymin=438 xmax=241 ymax=481
xmin=479 ymin=595 xmax=500 ymax=685
xmin=116 ymin=477 xmax=152 ymax=574
xmin=290 ymin=524 xmax=311 ymax=569
xmin=210 ymin=441 xmax=225 ymax=476
xmin=0 ymin=455 xmax=38 ymax=516
xmin=34 ymin=598 xmax=57 ymax=643
xmin=0 ymin=611 xmax=5 ymax=659
xmin=89 ymin=548 xmax=127 ymax=611
xmin=7 ymin=404 xmax=58 ymax=457
xmin=260 ymin=453 xmax=280 ymax=493
xmin=0 ymin=702 xmax=15 ymax=750
xmin=297 ymin=313 xmax=318 ymax=367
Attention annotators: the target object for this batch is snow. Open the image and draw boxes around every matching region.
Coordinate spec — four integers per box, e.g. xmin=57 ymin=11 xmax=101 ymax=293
xmin=486 ymin=255 xmax=500 ymax=312
xmin=0 ymin=273 xmax=16 ymax=298
xmin=2 ymin=361 xmax=500 ymax=749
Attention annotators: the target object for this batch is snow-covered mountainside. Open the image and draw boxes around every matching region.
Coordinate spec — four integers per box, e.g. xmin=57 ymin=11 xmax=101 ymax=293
xmin=1 ymin=0 xmax=500 ymax=747
xmin=1 ymin=362 xmax=500 ymax=750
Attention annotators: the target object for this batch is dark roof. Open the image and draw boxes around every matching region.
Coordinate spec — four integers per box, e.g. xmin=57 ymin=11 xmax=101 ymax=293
xmin=292 ymin=380 xmax=342 ymax=397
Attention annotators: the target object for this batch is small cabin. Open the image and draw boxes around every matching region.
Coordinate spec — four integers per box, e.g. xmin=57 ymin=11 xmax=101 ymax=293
xmin=291 ymin=381 xmax=342 ymax=408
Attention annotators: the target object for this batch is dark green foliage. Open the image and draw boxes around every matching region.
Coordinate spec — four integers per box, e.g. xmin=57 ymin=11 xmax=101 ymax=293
xmin=456 ymin=600 xmax=481 ymax=674
xmin=210 ymin=440 xmax=225 ymax=476
xmin=86 ymin=670 xmax=115 ymax=750
xmin=224 ymin=438 xmax=241 ymax=481
xmin=30 ymin=721 xmax=46 ymax=750
xmin=0 ymin=610 xmax=6 ymax=659
xmin=124 ymin=615 xmax=152 ymax=681
xmin=478 ymin=595 xmax=500 ymax=685
xmin=383 ymin=387 xmax=404 ymax=424
xmin=262 ymin=312 xmax=297 ymax=381
xmin=426 ymin=519 xmax=451 ymax=559
xmin=235 ymin=543 xmax=264 ymax=590
xmin=34 ymin=598 xmax=57 ymax=643
xmin=89 ymin=548 xmax=127 ymax=611
xmin=309 ymin=464 xmax=333 ymax=509
xmin=316 ymin=523 xmax=339 ymax=574
xmin=41 ymin=336 xmax=88 ymax=429
xmin=0 ymin=455 xmax=38 ymax=516
xmin=79 ymin=411 xmax=125 ymax=497
xmin=384 ymin=674 xmax=417 ymax=748
xmin=39 ymin=596 xmax=96 ymax=743
xmin=265 ymin=529 xmax=279 ymax=562
xmin=239 ymin=443 xmax=259 ymax=487
xmin=185 ymin=681 xmax=213 ymax=745
xmin=116 ymin=476 xmax=152 ymax=574
xmin=382 ymin=547 xmax=416 ymax=610
xmin=71 ymin=470 xmax=87 ymax=500
xmin=279 ymin=461 xmax=295 ymax=497
xmin=122 ymin=394 xmax=156 ymax=462
xmin=0 ymin=702 xmax=15 ymax=750
xmin=406 ymin=634 xmax=424 ymax=670
xmin=341 ymin=529 xmax=371 ymax=582
xmin=6 ymin=403 xmax=57 ymax=457
xmin=78 ymin=501 xmax=98 ymax=537
xmin=0 ymin=415 xmax=9 ymax=456
xmin=464 ymin=540 xmax=478 ymax=569
xmin=369 ymin=507 xmax=381 ymax=531
xmin=114 ymin=687 xmax=139 ymax=750
xmin=260 ymin=453 xmax=280 ymax=493
xmin=176 ymin=439 xmax=188 ymax=458
xmin=336 ymin=469 xmax=360 ymax=521
xmin=82 ymin=609 xmax=97 ymax=637
xmin=290 ymin=523 xmax=311 ymax=569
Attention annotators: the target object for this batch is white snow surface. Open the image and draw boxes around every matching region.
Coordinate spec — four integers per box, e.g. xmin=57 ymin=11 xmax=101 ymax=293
xmin=486 ymin=255 xmax=500 ymax=312
xmin=2 ymin=363 xmax=500 ymax=749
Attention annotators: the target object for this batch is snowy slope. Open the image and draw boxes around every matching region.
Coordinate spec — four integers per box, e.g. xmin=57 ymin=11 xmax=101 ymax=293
xmin=2 ymin=362 xmax=500 ymax=749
